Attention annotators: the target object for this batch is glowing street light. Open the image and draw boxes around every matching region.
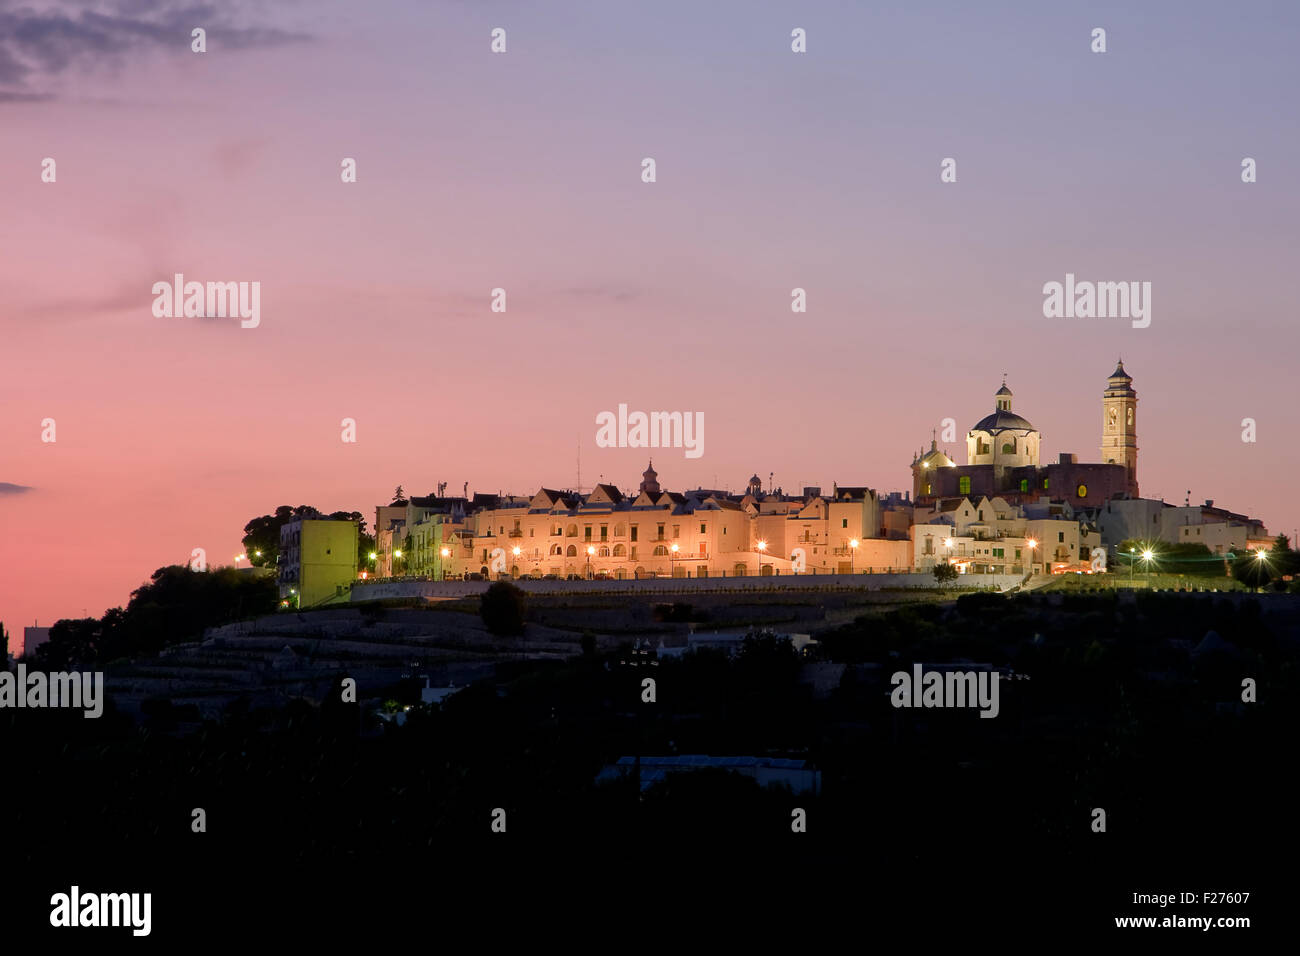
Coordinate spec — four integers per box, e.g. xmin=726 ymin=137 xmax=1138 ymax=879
xmin=1026 ymin=538 xmax=1038 ymax=574
xmin=756 ymin=539 xmax=767 ymax=576
xmin=849 ymin=538 xmax=859 ymax=574
xmin=1140 ymin=548 xmax=1156 ymax=582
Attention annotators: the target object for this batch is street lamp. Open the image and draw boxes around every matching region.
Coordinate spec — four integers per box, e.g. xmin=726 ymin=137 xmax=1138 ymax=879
xmin=1026 ymin=538 xmax=1038 ymax=574
xmin=512 ymin=545 xmax=522 ymax=579
xmin=587 ymin=544 xmax=596 ymax=579
xmin=669 ymin=542 xmax=679 ymax=578
xmin=756 ymin=539 xmax=767 ymax=576
xmin=440 ymin=547 xmax=451 ymax=581
xmin=850 ymin=538 xmax=859 ymax=574
xmin=1142 ymin=548 xmax=1155 ymax=581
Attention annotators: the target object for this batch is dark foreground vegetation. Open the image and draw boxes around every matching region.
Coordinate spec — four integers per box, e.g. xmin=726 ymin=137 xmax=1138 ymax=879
xmin=5 ymin=590 xmax=1296 ymax=936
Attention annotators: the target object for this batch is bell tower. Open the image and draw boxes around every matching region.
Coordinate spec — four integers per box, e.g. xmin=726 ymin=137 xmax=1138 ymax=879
xmin=1100 ymin=359 xmax=1138 ymax=496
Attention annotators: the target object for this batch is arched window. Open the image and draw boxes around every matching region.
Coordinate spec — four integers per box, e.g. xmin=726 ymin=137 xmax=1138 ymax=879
xmin=566 ymin=524 xmax=578 ymax=537
xmin=550 ymin=544 xmax=562 ymax=556
xmin=1076 ymin=483 xmax=1088 ymax=498
xmin=566 ymin=545 xmax=577 ymax=557
xmin=653 ymin=545 xmax=669 ymax=556
xmin=613 ymin=544 xmax=626 ymax=557
xmin=598 ymin=546 xmax=610 ymax=557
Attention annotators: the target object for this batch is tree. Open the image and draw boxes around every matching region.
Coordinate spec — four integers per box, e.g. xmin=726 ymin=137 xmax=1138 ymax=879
xmin=481 ymin=581 xmax=526 ymax=636
xmin=1 ymin=620 xmax=8 ymax=667
xmin=393 ymin=486 xmax=406 ymax=504
xmin=933 ymin=562 xmax=959 ymax=584
xmin=241 ymin=505 xmax=296 ymax=568
xmin=35 ymin=565 xmax=278 ymax=667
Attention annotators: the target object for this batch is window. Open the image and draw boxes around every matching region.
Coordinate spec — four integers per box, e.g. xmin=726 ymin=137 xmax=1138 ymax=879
xmin=1043 ymin=478 xmax=1049 ymax=490
xmin=1002 ymin=442 xmax=1015 ymax=455
xmin=653 ymin=545 xmax=669 ymax=556
xmin=614 ymin=523 xmax=626 ymax=537
xmin=924 ymin=536 xmax=934 ymax=555
xmin=613 ymin=544 xmax=626 ymax=556
xmin=566 ymin=524 xmax=577 ymax=537
xmin=925 ymin=484 xmax=932 ymax=495
xmin=842 ymin=518 xmax=848 ymax=528
xmin=584 ymin=527 xmax=592 ymax=540
xmin=550 ymin=544 xmax=562 ymax=556
xmin=673 ymin=525 xmax=680 ymax=538
xmin=978 ymin=510 xmax=984 ymax=521
xmin=1019 ymin=479 xmax=1029 ymax=492
xmin=959 ymin=476 xmax=971 ymax=495
xmin=1058 ymin=532 xmax=1065 ymax=543
xmin=699 ymin=542 xmax=707 ymax=555
xmin=566 ymin=545 xmax=577 ymax=557
xmin=631 ymin=526 xmax=638 ymax=542
xmin=657 ymin=524 xmax=665 ymax=540
xmin=1076 ymin=483 xmax=1087 ymax=498
xmin=1014 ymin=548 xmax=1022 ymax=559
xmin=700 ymin=523 xmax=707 ymax=534
xmin=600 ymin=525 xmax=608 ymax=540
xmin=598 ymin=546 xmax=610 ymax=557
xmin=993 ymin=548 xmax=1004 ymax=558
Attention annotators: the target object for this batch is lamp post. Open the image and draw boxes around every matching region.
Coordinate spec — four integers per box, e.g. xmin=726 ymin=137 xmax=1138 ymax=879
xmin=1142 ymin=548 xmax=1154 ymax=583
xmin=1026 ymin=538 xmax=1038 ymax=575
xmin=756 ymin=539 xmax=767 ymax=576
xmin=587 ymin=545 xmax=596 ymax=580
xmin=669 ymin=542 xmax=679 ymax=578
xmin=850 ymin=538 xmax=859 ymax=574
xmin=512 ymin=545 xmax=523 ymax=579
xmin=440 ymin=547 xmax=451 ymax=581
xmin=944 ymin=537 xmax=954 ymax=572
xmin=394 ymin=549 xmax=403 ymax=578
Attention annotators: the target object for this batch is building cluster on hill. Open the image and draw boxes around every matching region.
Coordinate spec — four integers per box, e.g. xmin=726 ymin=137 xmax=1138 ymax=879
xmin=277 ymin=361 xmax=1272 ymax=606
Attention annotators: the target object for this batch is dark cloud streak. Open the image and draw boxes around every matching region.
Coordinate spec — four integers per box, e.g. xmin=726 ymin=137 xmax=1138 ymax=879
xmin=0 ymin=1 xmax=312 ymax=101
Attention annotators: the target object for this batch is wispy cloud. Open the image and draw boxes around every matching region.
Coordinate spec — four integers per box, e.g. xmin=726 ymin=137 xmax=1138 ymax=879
xmin=0 ymin=482 xmax=34 ymax=496
xmin=0 ymin=1 xmax=312 ymax=101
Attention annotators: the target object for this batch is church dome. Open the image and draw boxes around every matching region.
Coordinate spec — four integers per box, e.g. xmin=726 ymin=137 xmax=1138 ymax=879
xmin=971 ymin=409 xmax=1036 ymax=434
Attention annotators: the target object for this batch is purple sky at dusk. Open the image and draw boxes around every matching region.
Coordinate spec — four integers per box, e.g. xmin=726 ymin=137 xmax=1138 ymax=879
xmin=3 ymin=0 xmax=1298 ymax=648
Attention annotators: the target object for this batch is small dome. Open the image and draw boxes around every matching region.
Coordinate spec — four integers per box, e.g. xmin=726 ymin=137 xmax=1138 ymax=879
xmin=1108 ymin=359 xmax=1131 ymax=382
xmin=917 ymin=443 xmax=955 ymax=469
xmin=995 ymin=383 xmax=1013 ymax=396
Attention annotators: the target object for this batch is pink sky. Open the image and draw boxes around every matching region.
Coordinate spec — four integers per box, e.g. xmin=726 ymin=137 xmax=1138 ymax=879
xmin=3 ymin=1 xmax=1298 ymax=649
